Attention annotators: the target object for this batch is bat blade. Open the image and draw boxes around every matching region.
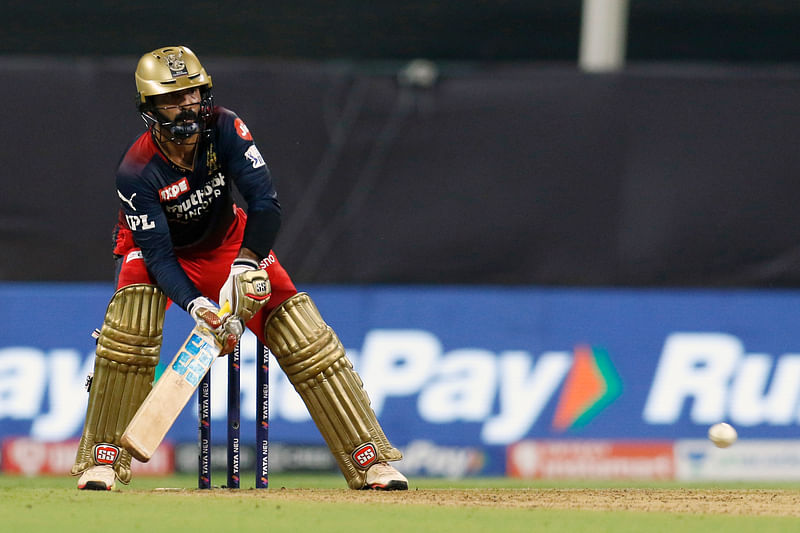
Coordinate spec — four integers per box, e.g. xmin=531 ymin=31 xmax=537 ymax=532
xmin=121 ymin=326 xmax=222 ymax=462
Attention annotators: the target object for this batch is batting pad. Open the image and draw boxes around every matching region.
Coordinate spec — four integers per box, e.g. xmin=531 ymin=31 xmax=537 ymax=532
xmin=265 ymin=292 xmax=402 ymax=489
xmin=71 ymin=284 xmax=167 ymax=484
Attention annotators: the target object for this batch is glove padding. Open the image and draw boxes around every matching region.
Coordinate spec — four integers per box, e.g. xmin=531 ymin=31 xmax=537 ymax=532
xmin=187 ymin=296 xmax=239 ymax=355
xmin=218 ymin=258 xmax=272 ymax=323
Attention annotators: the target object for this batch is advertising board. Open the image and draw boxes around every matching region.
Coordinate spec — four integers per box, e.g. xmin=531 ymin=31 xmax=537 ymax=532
xmin=3 ymin=283 xmax=800 ymax=477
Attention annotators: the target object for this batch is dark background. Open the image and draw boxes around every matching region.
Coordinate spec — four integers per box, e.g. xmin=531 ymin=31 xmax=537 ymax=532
xmin=4 ymin=1 xmax=800 ymax=62
xmin=2 ymin=2 xmax=800 ymax=287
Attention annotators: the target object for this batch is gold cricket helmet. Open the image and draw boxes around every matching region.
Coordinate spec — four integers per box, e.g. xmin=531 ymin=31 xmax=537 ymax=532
xmin=135 ymin=45 xmax=212 ymax=109
xmin=135 ymin=46 xmax=214 ymax=140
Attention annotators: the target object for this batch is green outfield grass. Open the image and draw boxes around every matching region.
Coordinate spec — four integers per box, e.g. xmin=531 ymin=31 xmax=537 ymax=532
xmin=1 ymin=474 xmax=799 ymax=533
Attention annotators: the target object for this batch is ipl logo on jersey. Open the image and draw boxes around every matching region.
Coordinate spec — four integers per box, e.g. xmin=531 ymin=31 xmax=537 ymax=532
xmin=126 ymin=213 xmax=155 ymax=231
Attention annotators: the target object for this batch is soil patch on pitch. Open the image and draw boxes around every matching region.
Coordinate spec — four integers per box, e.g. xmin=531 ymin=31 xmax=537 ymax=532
xmin=167 ymin=488 xmax=800 ymax=516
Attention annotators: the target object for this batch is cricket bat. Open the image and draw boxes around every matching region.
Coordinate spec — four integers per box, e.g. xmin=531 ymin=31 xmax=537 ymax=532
xmin=121 ymin=303 xmax=231 ymax=462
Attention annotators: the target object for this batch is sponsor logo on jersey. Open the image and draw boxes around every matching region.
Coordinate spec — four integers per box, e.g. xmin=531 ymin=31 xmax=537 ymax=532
xmin=244 ymin=145 xmax=265 ymax=168
xmin=234 ymin=118 xmax=253 ymax=140
xmin=259 ymin=253 xmax=276 ymax=270
xmin=93 ymin=443 xmax=121 ymax=466
xmin=159 ymin=177 xmax=190 ymax=202
xmin=352 ymin=442 xmax=378 ymax=469
xmin=117 ymin=190 xmax=137 ymax=211
xmin=164 ymin=174 xmax=226 ymax=222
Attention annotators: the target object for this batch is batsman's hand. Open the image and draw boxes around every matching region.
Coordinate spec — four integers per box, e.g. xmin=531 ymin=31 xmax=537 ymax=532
xmin=218 ymin=258 xmax=271 ymax=324
xmin=188 ymin=296 xmax=239 ymax=355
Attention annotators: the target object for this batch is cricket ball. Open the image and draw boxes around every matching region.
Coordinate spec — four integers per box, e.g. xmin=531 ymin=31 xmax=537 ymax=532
xmin=708 ymin=422 xmax=737 ymax=448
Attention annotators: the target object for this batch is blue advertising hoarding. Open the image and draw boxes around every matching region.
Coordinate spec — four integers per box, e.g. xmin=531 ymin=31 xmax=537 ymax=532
xmin=2 ymin=282 xmax=800 ymax=463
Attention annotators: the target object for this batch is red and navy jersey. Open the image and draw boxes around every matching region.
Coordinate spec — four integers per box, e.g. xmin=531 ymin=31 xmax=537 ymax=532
xmin=113 ymin=106 xmax=280 ymax=310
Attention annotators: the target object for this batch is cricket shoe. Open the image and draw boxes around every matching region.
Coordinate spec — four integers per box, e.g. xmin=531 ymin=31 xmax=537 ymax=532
xmin=77 ymin=465 xmax=116 ymax=491
xmin=363 ymin=462 xmax=408 ymax=491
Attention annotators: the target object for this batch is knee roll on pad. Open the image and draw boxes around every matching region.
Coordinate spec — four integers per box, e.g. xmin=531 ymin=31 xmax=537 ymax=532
xmin=71 ymin=284 xmax=168 ymax=484
xmin=265 ymin=292 xmax=402 ymax=489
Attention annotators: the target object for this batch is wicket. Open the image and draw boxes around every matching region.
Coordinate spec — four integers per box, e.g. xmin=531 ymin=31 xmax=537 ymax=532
xmin=198 ymin=339 xmax=270 ymax=489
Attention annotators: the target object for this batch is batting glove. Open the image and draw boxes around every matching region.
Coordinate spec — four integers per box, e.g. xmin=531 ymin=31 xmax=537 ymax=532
xmin=187 ymin=296 xmax=239 ymax=355
xmin=219 ymin=258 xmax=271 ymax=323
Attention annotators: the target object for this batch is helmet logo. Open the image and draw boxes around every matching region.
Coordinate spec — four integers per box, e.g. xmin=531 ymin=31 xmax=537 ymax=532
xmin=165 ymin=51 xmax=188 ymax=77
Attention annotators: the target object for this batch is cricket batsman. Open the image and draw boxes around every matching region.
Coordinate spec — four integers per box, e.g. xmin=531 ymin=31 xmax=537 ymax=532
xmin=71 ymin=45 xmax=408 ymax=491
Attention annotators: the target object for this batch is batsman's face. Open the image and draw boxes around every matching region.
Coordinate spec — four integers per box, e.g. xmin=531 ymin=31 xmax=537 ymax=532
xmin=151 ymin=87 xmax=202 ymax=127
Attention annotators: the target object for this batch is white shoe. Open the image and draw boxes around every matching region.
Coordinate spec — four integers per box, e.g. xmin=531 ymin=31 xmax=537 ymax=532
xmin=364 ymin=462 xmax=408 ymax=490
xmin=77 ymin=465 xmax=116 ymax=491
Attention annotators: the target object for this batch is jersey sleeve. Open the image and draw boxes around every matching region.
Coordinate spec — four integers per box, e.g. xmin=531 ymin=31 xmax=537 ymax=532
xmin=116 ymin=170 xmax=202 ymax=310
xmin=217 ymin=108 xmax=282 ymax=259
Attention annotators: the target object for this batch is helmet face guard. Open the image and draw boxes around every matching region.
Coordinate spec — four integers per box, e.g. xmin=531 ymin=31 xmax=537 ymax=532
xmin=141 ymin=87 xmax=214 ymax=143
xmin=135 ymin=46 xmax=214 ymax=143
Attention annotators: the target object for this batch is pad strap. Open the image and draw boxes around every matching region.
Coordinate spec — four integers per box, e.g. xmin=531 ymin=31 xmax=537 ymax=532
xmin=71 ymin=284 xmax=167 ymax=484
xmin=265 ymin=293 xmax=402 ymax=489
